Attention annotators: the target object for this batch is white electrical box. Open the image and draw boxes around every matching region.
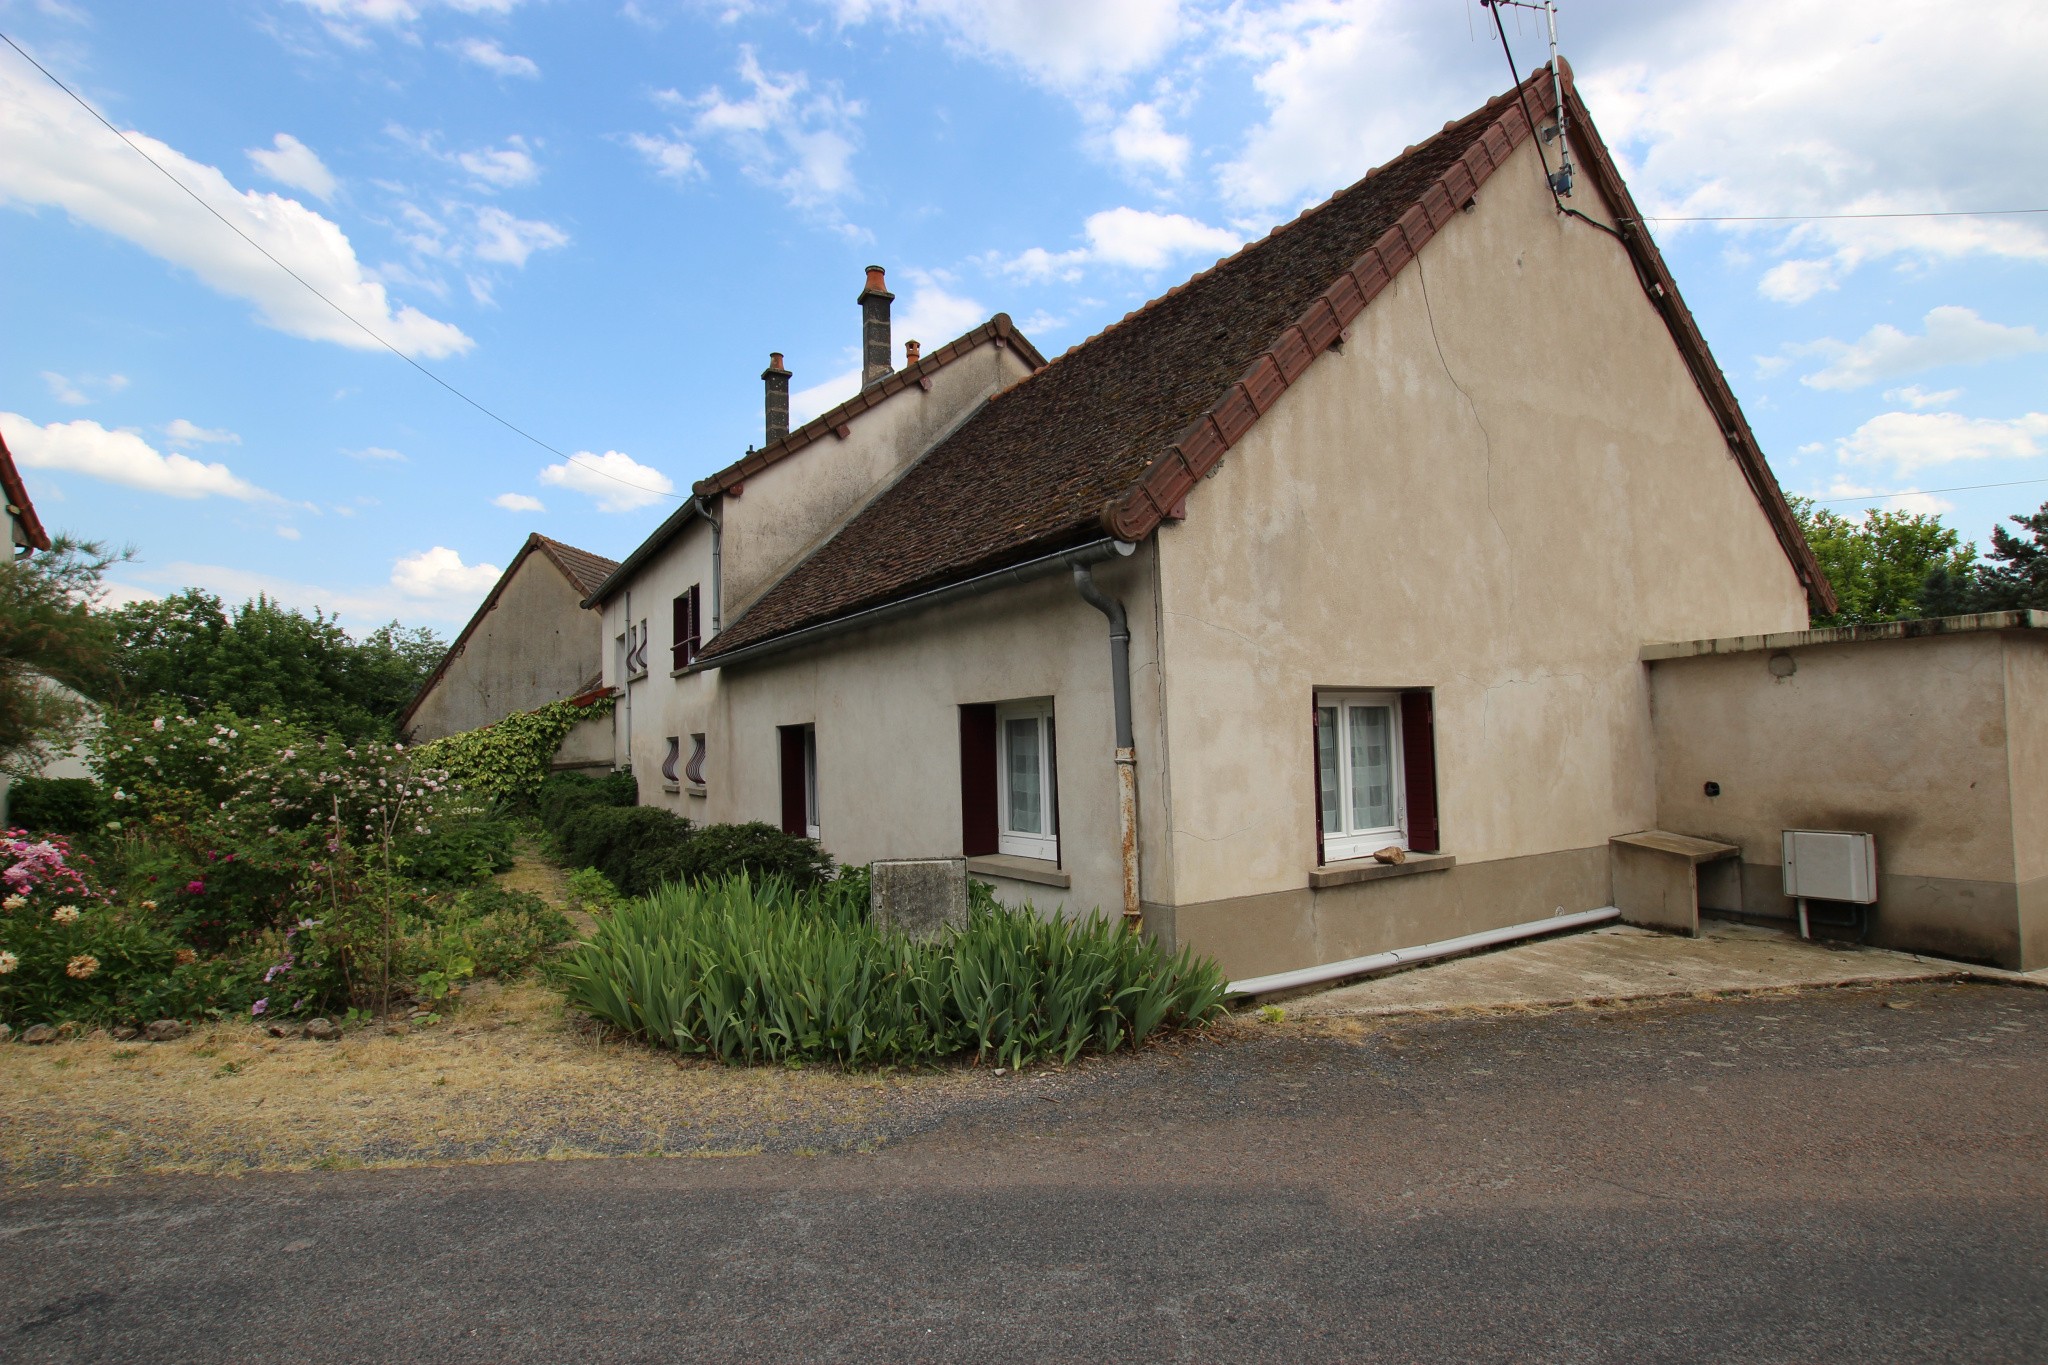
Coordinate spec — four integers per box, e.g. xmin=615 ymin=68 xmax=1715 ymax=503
xmin=1781 ymin=829 xmax=1877 ymax=904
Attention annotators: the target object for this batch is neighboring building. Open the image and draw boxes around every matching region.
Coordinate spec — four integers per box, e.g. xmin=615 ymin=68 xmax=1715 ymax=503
xmin=400 ymin=534 xmax=619 ymax=769
xmin=590 ymin=65 xmax=1857 ymax=982
xmin=0 ymin=430 xmax=89 ymax=826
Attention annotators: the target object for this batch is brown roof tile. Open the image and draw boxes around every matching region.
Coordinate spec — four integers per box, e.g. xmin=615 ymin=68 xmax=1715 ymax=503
xmin=699 ymin=68 xmax=1825 ymax=664
xmin=532 ymin=534 xmax=620 ymax=599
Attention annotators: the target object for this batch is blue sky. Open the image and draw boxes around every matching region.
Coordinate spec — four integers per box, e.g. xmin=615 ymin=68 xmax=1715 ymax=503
xmin=3 ymin=0 xmax=2044 ymax=633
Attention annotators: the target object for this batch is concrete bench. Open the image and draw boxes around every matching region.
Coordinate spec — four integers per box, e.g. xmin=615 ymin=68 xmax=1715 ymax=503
xmin=1610 ymin=830 xmax=1742 ymax=937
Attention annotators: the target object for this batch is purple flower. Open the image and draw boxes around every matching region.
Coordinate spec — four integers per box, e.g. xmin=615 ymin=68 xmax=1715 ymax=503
xmin=251 ymin=999 xmax=268 ymax=1016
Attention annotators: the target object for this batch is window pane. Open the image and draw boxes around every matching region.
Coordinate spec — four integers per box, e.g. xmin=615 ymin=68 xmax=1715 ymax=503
xmin=1349 ymin=705 xmax=1393 ymax=830
xmin=1044 ymin=714 xmax=1058 ymax=838
xmin=1005 ymin=718 xmax=1042 ymax=834
xmin=1317 ymin=706 xmax=1340 ymax=834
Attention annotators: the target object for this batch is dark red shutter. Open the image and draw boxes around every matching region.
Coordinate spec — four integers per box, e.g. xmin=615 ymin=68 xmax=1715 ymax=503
xmin=959 ymin=704 xmax=998 ymax=856
xmin=778 ymin=726 xmax=807 ymax=835
xmin=1400 ymin=690 xmax=1439 ymax=853
xmin=1312 ymin=701 xmax=1326 ymax=866
xmin=671 ymin=594 xmax=688 ymax=669
xmin=685 ymin=584 xmax=701 ymax=662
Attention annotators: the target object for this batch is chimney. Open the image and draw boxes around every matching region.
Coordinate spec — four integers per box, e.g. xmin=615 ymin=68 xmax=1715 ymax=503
xmin=903 ymin=339 xmax=921 ymax=366
xmin=761 ymin=351 xmax=791 ymax=444
xmin=858 ymin=264 xmax=895 ymax=388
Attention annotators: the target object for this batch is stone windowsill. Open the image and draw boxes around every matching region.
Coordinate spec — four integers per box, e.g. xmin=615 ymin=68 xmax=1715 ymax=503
xmin=685 ymin=783 xmax=707 ymax=798
xmin=966 ymin=854 xmax=1072 ymax=890
xmin=625 ymin=668 xmax=649 ymax=684
xmin=1309 ymin=851 xmax=1457 ymax=890
xmin=661 ymin=780 xmax=680 ymax=794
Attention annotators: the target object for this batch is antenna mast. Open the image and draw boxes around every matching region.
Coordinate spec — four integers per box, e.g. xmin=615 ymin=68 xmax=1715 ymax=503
xmin=1480 ymin=0 xmax=1575 ymax=198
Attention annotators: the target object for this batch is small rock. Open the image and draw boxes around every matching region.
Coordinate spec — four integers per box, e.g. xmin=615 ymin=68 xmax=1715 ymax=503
xmin=302 ymin=1018 xmax=341 ymax=1041
xmin=111 ymin=1025 xmax=139 ymax=1041
xmin=267 ymin=1025 xmax=288 ymax=1038
xmin=1885 ymin=1000 xmax=1915 ymax=1010
xmin=386 ymin=1023 xmax=409 ymax=1037
xmin=143 ymin=1019 xmax=189 ymax=1042
xmin=0 ymin=1023 xmax=12 ymax=1043
xmin=20 ymin=1023 xmax=59 ymax=1045
xmin=1372 ymin=845 xmax=1407 ymax=866
xmin=994 ymin=1067 xmax=1007 ymax=1077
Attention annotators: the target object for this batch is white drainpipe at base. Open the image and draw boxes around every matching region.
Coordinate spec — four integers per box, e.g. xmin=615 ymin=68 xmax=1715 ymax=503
xmin=1226 ymin=905 xmax=1620 ymax=998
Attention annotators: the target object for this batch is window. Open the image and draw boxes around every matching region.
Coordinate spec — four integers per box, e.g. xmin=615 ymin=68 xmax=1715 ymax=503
xmin=1315 ymin=690 xmax=1439 ymax=862
xmin=959 ymin=700 xmax=1059 ymax=862
xmin=623 ymin=618 xmax=650 ymax=678
xmin=684 ymin=733 xmax=707 ymax=786
xmin=778 ymin=723 xmax=818 ymax=839
xmin=672 ymin=585 xmax=702 ymax=669
xmin=661 ymin=736 xmax=682 ymax=787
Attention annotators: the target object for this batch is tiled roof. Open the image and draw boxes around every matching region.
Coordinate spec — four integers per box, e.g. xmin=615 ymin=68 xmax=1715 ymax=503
xmin=533 ymin=534 xmax=620 ymax=599
xmin=699 ymin=67 xmax=1827 ymax=664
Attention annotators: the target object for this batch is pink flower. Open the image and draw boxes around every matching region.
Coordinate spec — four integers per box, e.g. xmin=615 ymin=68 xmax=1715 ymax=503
xmin=251 ymin=999 xmax=268 ymax=1016
xmin=186 ymin=879 xmax=206 ymax=895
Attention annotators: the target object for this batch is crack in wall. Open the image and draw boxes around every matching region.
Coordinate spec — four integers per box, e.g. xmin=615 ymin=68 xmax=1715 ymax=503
xmin=1416 ymin=253 xmax=1514 ymax=579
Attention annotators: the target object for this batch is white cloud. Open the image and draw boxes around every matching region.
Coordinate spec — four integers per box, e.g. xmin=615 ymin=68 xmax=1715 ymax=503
xmin=246 ymin=133 xmax=337 ymax=202
xmin=348 ymin=445 xmax=408 ymax=461
xmin=38 ymin=371 xmax=127 ymax=406
xmin=0 ymin=61 xmax=470 ymax=358
xmin=1832 ymin=411 xmax=2048 ymax=476
xmin=1582 ymin=0 xmax=2048 ymax=297
xmin=1102 ymin=102 xmax=1189 ymax=179
xmin=448 ymin=36 xmax=539 ymax=79
xmin=834 ymin=0 xmax=1185 ymax=91
xmin=164 ymin=418 xmax=240 ymax=447
xmin=625 ymin=130 xmax=701 ymax=181
xmin=1000 ymin=206 xmax=1240 ymax=281
xmin=276 ymin=525 xmax=303 ymax=540
xmin=491 ymin=491 xmax=545 ymax=512
xmin=470 ymin=206 xmax=568 ymax=265
xmin=392 ymin=544 xmax=501 ymax=599
xmin=1758 ymin=259 xmax=1842 ymax=305
xmin=457 ymin=136 xmax=540 ymax=188
xmin=0 ymin=412 xmax=273 ymax=501
xmin=288 ymin=0 xmax=527 ymax=47
xmin=539 ymin=450 xmax=675 ymax=512
xmin=1798 ymin=308 xmax=2048 ymax=391
xmin=679 ymin=49 xmax=863 ymax=215
xmin=789 ymin=271 xmax=989 ymax=423
xmin=1885 ymin=386 xmax=1962 ymax=410
xmin=1817 ymin=477 xmax=1953 ymax=518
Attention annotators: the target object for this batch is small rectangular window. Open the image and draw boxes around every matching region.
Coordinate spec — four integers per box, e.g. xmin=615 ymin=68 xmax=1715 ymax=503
xmin=684 ymin=733 xmax=707 ymax=786
xmin=996 ymin=700 xmax=1058 ymax=861
xmin=778 ymin=723 xmax=818 ymax=839
xmin=672 ymin=584 xmax=701 ymax=669
xmin=1315 ymin=692 xmax=1405 ymax=862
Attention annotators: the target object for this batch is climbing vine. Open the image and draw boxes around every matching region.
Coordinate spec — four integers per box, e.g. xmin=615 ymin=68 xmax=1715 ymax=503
xmin=411 ymin=696 xmax=614 ymax=803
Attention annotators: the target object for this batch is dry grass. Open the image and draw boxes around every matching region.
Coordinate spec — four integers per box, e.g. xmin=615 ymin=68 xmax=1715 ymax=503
xmin=0 ymin=979 xmax=983 ymax=1189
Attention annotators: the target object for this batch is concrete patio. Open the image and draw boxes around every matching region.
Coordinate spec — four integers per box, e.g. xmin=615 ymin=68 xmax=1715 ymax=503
xmin=1282 ymin=920 xmax=2032 ymax=1018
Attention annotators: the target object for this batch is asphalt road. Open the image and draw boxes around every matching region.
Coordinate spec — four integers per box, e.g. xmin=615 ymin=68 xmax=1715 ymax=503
xmin=5 ymin=981 xmax=2044 ymax=1363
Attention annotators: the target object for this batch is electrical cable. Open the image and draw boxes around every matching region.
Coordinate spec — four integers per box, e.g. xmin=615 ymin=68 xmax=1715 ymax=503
xmin=0 ymin=29 xmax=683 ymax=502
xmin=1635 ymin=209 xmax=2048 ymax=223
xmin=1812 ymin=476 xmax=2048 ymax=507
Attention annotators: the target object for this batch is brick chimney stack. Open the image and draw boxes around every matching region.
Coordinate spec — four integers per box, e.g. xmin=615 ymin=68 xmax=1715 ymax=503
xmin=761 ymin=352 xmax=791 ymax=444
xmin=858 ymin=265 xmax=895 ymax=388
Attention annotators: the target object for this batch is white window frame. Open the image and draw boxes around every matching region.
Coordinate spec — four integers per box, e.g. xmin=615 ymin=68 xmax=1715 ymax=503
xmin=1317 ymin=691 xmax=1407 ymax=863
xmin=996 ymin=700 xmax=1058 ymax=861
xmin=802 ymin=724 xmax=820 ymax=840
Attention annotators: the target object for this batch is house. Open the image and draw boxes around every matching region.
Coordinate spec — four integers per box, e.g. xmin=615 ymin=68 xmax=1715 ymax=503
xmin=400 ymin=533 xmax=619 ymax=769
xmin=0 ymin=429 xmax=91 ymax=826
xmin=589 ymin=63 xmax=1870 ymax=981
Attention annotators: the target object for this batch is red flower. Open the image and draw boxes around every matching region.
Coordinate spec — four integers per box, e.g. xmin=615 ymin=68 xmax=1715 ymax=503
xmin=186 ymin=879 xmax=206 ymax=895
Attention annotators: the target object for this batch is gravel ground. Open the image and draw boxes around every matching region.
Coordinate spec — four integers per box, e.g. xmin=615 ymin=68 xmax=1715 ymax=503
xmin=3 ymin=980 xmax=2042 ymax=1363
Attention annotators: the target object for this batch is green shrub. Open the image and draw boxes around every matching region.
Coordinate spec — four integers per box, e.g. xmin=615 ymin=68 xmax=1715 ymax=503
xmin=536 ymin=769 xmax=636 ymax=827
xmin=557 ymin=874 xmax=1228 ymax=1069
xmin=563 ymin=867 xmax=622 ymax=917
xmin=556 ymin=804 xmax=693 ymax=898
xmin=7 ymin=778 xmax=107 ymax=836
xmin=678 ymin=822 xmax=834 ymax=893
xmin=394 ymin=812 xmax=517 ymax=888
xmin=407 ymin=885 xmax=573 ymax=982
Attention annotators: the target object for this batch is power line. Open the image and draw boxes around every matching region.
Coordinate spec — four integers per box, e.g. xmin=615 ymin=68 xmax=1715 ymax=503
xmin=1636 ymin=209 xmax=2048 ymax=223
xmin=1813 ymin=476 xmax=2048 ymax=507
xmin=0 ymin=30 xmax=682 ymax=502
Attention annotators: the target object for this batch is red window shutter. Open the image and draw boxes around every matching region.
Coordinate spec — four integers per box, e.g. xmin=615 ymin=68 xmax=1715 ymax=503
xmin=778 ymin=726 xmax=807 ymax=835
xmin=1400 ymin=690 xmax=1439 ymax=853
xmin=671 ymin=594 xmax=688 ymax=669
xmin=1312 ymin=701 xmax=1326 ymax=866
xmin=959 ymin=704 xmax=998 ymax=857
xmin=685 ymin=584 xmax=701 ymax=663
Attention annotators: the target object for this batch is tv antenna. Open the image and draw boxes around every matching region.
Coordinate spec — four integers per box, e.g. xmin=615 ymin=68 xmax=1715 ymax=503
xmin=1481 ymin=0 xmax=1575 ymax=198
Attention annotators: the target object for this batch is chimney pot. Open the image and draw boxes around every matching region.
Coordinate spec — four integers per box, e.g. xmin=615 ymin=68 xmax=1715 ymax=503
xmin=761 ymin=351 xmax=792 ymax=444
xmin=904 ymin=339 xmax=921 ymax=366
xmin=857 ymin=264 xmax=896 ymax=389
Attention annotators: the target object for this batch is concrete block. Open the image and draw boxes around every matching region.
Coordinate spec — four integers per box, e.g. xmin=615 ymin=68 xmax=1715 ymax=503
xmin=872 ymin=858 xmax=968 ymax=938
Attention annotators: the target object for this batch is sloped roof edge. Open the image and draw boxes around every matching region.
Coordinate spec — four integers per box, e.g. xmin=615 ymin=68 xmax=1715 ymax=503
xmin=1098 ymin=62 xmax=1831 ymax=612
xmin=693 ymin=313 xmax=1048 ymax=498
xmin=0 ymin=430 xmax=51 ymax=553
xmin=396 ymin=532 xmax=617 ymax=735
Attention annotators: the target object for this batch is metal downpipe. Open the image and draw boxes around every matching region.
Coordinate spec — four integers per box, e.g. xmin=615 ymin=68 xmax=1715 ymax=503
xmin=1073 ymin=554 xmax=1141 ymax=928
xmin=691 ymin=494 xmax=722 ymax=633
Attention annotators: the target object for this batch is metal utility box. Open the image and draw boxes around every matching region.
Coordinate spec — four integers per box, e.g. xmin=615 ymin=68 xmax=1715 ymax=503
xmin=1781 ymin=829 xmax=1877 ymax=904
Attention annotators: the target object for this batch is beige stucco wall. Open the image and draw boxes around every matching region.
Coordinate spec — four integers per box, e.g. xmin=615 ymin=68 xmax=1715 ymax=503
xmin=1147 ymin=134 xmax=1811 ymax=976
xmin=1647 ymin=629 xmax=2044 ymax=968
xmin=721 ymin=342 xmax=1037 ymax=615
xmin=408 ymin=553 xmax=603 ymax=743
xmin=696 ymin=549 xmax=1165 ymax=918
xmin=598 ymin=518 xmax=717 ymax=814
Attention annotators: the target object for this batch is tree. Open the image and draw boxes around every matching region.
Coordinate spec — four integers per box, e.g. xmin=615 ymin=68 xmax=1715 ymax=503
xmin=0 ymin=537 xmax=120 ymax=775
xmin=1790 ymin=497 xmax=1979 ymax=626
xmin=102 ymin=591 xmax=444 ymax=740
xmin=1975 ymin=500 xmax=2048 ymax=611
